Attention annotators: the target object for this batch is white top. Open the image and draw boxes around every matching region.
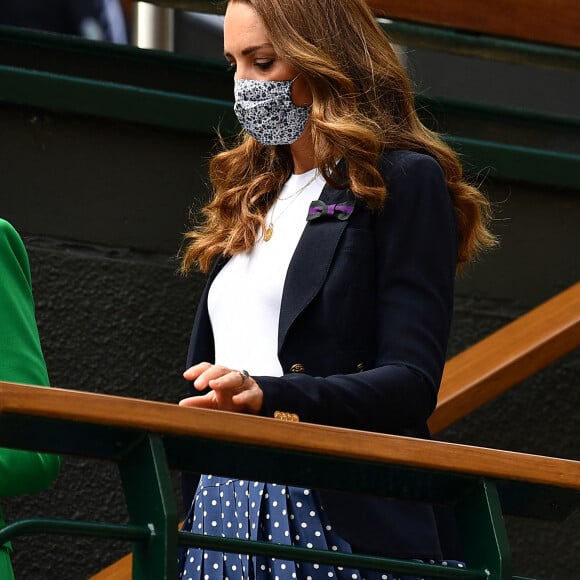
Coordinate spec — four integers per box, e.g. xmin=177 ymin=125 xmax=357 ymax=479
xmin=208 ymin=168 xmax=326 ymax=376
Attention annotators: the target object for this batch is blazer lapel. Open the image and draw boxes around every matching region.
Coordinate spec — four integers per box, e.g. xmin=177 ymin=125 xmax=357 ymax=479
xmin=278 ymin=182 xmax=356 ymax=350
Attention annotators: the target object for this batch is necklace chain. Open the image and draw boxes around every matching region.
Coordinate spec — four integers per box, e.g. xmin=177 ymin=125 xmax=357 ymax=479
xmin=264 ymin=172 xmax=318 ymax=241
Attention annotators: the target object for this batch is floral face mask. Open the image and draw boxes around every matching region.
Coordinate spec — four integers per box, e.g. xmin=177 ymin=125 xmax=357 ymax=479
xmin=233 ymin=77 xmax=311 ymax=145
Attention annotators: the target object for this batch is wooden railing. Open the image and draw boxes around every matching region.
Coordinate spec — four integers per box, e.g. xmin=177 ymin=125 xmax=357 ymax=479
xmin=1 ymin=381 xmax=579 ymax=580
xmin=367 ymin=0 xmax=580 ymax=50
xmin=430 ymin=282 xmax=580 ymax=434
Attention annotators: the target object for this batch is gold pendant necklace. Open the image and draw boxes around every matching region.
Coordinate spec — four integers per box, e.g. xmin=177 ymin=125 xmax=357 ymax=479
xmin=264 ymin=171 xmax=318 ymax=241
xmin=263 ymin=223 xmax=274 ymax=241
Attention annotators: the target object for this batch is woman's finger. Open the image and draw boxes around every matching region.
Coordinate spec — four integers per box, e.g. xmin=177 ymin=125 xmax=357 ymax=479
xmin=209 ymin=369 xmax=248 ymax=391
xmin=178 ymin=393 xmax=217 ymax=410
xmin=190 ymin=364 xmax=232 ymax=390
xmin=180 ymin=364 xmax=261 ymax=414
xmin=183 ymin=361 xmax=212 ymax=381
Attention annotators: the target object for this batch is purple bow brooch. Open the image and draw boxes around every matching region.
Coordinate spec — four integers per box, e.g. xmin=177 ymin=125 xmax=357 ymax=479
xmin=306 ymin=200 xmax=355 ymax=222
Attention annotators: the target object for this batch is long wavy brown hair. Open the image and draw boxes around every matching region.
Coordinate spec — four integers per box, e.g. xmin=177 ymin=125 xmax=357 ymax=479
xmin=180 ymin=0 xmax=496 ymax=273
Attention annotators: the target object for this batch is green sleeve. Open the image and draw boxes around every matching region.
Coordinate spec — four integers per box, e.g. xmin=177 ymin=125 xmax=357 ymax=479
xmin=0 ymin=218 xmax=60 ymax=497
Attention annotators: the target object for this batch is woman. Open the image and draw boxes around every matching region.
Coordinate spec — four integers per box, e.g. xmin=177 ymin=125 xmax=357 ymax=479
xmin=178 ymin=0 xmax=495 ymax=578
xmin=0 ymin=218 xmax=61 ymax=580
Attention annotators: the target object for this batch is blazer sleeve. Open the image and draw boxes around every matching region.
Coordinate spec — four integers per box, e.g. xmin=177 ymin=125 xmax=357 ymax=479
xmin=0 ymin=219 xmax=61 ymax=497
xmin=256 ymin=152 xmax=458 ymax=433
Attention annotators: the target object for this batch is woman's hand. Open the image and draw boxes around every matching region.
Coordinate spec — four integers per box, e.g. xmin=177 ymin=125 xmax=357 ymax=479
xmin=179 ymin=362 xmax=263 ymax=415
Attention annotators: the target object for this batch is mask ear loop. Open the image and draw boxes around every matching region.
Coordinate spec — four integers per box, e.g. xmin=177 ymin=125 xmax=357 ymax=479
xmin=290 ymin=74 xmax=313 ymax=108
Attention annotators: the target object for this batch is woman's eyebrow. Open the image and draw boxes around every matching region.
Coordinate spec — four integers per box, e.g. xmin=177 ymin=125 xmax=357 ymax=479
xmin=224 ymin=43 xmax=275 ymax=59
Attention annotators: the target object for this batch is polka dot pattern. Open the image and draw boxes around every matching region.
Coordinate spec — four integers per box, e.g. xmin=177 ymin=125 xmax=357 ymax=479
xmin=179 ymin=475 xmax=465 ymax=579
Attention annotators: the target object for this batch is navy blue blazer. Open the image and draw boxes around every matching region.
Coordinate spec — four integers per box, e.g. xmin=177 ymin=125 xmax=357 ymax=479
xmin=184 ymin=150 xmax=458 ymax=559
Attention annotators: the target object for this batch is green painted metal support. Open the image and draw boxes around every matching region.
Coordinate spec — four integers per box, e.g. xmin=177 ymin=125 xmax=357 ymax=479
xmin=177 ymin=531 xmax=483 ymax=579
xmin=0 ymin=519 xmax=151 ymax=544
xmin=0 ymin=436 xmax=179 ymax=580
xmin=445 ymin=136 xmax=580 ymax=191
xmin=118 ymin=435 xmax=178 ymax=580
xmin=0 ymin=457 xmax=515 ymax=579
xmin=379 ymin=20 xmax=580 ymax=75
xmin=0 ymin=63 xmax=236 ymax=136
xmin=454 ymin=480 xmax=512 ymax=580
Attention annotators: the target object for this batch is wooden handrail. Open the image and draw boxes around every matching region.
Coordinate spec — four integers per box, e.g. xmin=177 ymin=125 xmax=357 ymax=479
xmin=0 ymin=381 xmax=578 ymax=491
xmin=3 ymin=296 xmax=578 ymax=472
xmin=0 ymin=380 xmax=578 ymax=580
xmin=430 ymin=282 xmax=580 ymax=434
xmin=89 ymin=554 xmax=132 ymax=580
xmin=367 ymin=0 xmax=580 ymax=50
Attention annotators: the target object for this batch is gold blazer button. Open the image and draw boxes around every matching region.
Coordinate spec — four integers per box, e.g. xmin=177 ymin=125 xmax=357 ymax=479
xmin=356 ymin=362 xmax=365 ymax=372
xmin=290 ymin=363 xmax=305 ymax=373
xmin=274 ymin=411 xmax=300 ymax=422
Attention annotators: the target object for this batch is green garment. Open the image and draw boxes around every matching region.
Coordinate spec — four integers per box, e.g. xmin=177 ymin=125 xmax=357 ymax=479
xmin=0 ymin=218 xmax=61 ymax=579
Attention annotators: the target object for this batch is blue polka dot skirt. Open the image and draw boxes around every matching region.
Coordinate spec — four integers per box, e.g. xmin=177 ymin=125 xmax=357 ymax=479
xmin=179 ymin=475 xmax=465 ymax=580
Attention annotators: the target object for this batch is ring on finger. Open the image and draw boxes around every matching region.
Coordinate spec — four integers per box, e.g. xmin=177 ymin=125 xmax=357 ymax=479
xmin=237 ymin=369 xmax=250 ymax=387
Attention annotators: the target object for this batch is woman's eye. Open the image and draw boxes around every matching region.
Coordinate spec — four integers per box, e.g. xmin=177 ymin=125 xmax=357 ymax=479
xmin=255 ymin=60 xmax=274 ymax=70
xmin=227 ymin=62 xmax=237 ymax=72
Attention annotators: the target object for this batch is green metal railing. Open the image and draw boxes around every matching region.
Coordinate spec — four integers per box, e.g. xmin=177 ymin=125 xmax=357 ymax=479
xmin=379 ymin=19 xmax=580 ymax=74
xmin=0 ymin=435 xmax=508 ymax=579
